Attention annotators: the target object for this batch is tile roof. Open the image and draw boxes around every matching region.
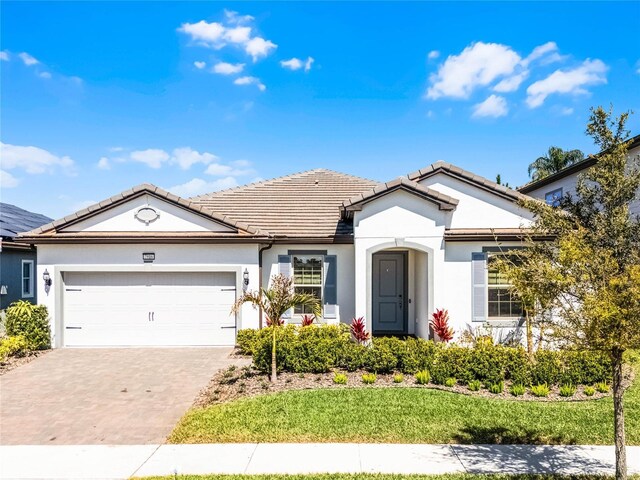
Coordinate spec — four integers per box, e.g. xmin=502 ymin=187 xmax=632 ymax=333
xmin=22 ymin=184 xmax=264 ymax=238
xmin=342 ymin=176 xmax=459 ymax=215
xmin=192 ymin=169 xmax=379 ymax=239
xmin=407 ymin=160 xmax=531 ymax=203
xmin=0 ymin=203 xmax=52 ymax=240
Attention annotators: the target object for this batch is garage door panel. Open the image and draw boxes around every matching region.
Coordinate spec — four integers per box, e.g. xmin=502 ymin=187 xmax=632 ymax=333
xmin=63 ymin=271 xmax=237 ymax=347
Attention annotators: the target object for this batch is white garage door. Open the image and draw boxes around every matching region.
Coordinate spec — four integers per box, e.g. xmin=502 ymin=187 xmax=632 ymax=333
xmin=63 ymin=271 xmax=237 ymax=347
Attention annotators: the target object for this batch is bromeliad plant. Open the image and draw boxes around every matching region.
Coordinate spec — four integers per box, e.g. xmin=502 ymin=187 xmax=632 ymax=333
xmin=350 ymin=317 xmax=370 ymax=344
xmin=430 ymin=308 xmax=454 ymax=343
xmin=301 ymin=315 xmax=315 ymax=327
xmin=232 ymin=274 xmax=321 ymax=382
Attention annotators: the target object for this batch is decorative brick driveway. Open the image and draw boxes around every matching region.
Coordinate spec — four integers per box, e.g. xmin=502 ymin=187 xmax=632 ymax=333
xmin=0 ymin=348 xmax=246 ymax=445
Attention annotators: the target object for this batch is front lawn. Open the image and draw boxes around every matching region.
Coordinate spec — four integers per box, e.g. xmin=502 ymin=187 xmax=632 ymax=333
xmin=169 ymin=359 xmax=639 ymax=445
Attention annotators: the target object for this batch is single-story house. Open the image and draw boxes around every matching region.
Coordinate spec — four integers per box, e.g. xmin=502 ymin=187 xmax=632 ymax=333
xmin=0 ymin=203 xmax=52 ymax=310
xmin=20 ymin=159 xmax=546 ymax=348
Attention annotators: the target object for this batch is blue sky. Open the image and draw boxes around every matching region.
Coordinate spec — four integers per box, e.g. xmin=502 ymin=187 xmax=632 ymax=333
xmin=2 ymin=1 xmax=639 ymax=219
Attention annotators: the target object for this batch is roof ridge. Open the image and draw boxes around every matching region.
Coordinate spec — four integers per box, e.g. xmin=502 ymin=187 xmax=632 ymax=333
xmin=191 ymin=167 xmax=379 ymax=200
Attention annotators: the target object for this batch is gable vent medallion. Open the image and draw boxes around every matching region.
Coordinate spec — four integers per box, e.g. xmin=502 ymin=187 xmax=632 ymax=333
xmin=134 ymin=206 xmax=160 ymax=225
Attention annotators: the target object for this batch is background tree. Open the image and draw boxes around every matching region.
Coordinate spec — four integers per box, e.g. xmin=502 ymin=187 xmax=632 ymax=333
xmin=528 ymin=146 xmax=585 ymax=181
xmin=232 ymin=274 xmax=321 ymax=382
xmin=504 ymin=106 xmax=640 ymax=480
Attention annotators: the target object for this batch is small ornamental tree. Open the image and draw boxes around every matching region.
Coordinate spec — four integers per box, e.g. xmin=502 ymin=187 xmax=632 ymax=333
xmin=350 ymin=317 xmax=370 ymax=344
xmin=503 ymin=106 xmax=640 ymax=480
xmin=232 ymin=274 xmax=321 ymax=381
xmin=429 ymin=308 xmax=454 ymax=342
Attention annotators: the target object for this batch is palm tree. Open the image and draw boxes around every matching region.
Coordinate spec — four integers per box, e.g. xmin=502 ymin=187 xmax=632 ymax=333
xmin=231 ymin=273 xmax=321 ymax=382
xmin=528 ymin=146 xmax=585 ymax=181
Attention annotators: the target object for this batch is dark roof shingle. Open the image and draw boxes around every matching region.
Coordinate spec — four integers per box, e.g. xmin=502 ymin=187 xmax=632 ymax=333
xmin=0 ymin=203 xmax=52 ymax=239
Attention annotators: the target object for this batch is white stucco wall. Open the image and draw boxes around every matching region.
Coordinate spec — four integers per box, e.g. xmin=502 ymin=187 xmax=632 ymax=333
xmin=65 ymin=194 xmax=234 ymax=232
xmin=353 ymin=186 xmax=532 ymax=337
xmin=37 ymin=243 xmax=259 ymax=347
xmin=262 ymin=243 xmax=355 ymax=324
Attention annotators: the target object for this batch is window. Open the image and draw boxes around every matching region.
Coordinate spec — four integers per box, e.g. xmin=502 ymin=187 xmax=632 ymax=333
xmin=22 ymin=260 xmax=34 ymax=298
xmin=545 ymin=187 xmax=563 ymax=207
xmin=487 ymin=255 xmax=522 ymax=319
xmin=292 ymin=255 xmax=323 ymax=314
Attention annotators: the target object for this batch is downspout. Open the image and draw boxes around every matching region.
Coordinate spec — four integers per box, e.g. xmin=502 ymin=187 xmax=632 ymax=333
xmin=258 ymin=241 xmax=274 ymax=329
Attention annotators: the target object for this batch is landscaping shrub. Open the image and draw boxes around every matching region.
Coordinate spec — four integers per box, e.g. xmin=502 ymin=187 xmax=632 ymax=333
xmin=236 ymin=329 xmax=259 ymax=355
xmin=4 ymin=301 xmax=50 ymax=350
xmin=510 ymin=384 xmax=526 ymax=396
xmin=504 ymin=347 xmax=531 ymax=386
xmin=361 ymin=373 xmax=376 ymax=384
xmin=363 ymin=337 xmax=399 ymax=373
xmin=531 ymin=350 xmax=563 ymax=386
xmin=0 ymin=335 xmax=29 ymax=362
xmin=393 ymin=373 xmax=404 ymax=383
xmin=400 ymin=337 xmax=437 ymax=374
xmin=488 ymin=381 xmax=504 ymax=394
xmin=445 ymin=377 xmax=456 ymax=387
xmin=467 ymin=379 xmax=482 ymax=391
xmin=333 ymin=373 xmax=347 ymax=384
xmin=596 ymin=382 xmax=610 ymax=393
xmin=531 ymin=384 xmax=550 ymax=397
xmin=559 ymin=384 xmax=577 ymax=397
xmin=560 ymin=350 xmax=611 ymax=385
xmin=415 ymin=370 xmax=430 ymax=385
xmin=252 ymin=325 xmax=297 ymax=373
xmin=337 ymin=342 xmax=366 ymax=371
xmin=584 ymin=386 xmax=596 ymax=396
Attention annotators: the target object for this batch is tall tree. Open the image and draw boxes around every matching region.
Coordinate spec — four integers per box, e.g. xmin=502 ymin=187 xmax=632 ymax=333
xmin=502 ymin=106 xmax=640 ymax=480
xmin=232 ymin=274 xmax=321 ymax=382
xmin=528 ymin=146 xmax=585 ymax=181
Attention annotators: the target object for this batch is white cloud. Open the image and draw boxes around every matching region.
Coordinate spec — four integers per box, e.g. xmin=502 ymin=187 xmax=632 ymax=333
xmin=205 ymin=162 xmax=254 ymax=176
xmin=171 ymin=147 xmax=218 ymax=170
xmin=426 ymin=42 xmax=521 ymax=99
xmin=493 ymin=71 xmax=528 ymax=93
xmin=39 ymin=71 xmax=52 ymax=79
xmin=636 ymin=60 xmax=640 ymax=75
xmin=168 ymin=177 xmax=238 ymax=197
xmin=280 ymin=56 xmax=314 ymax=72
xmin=427 ymin=50 xmax=440 ymax=60
xmin=472 ymin=94 xmax=508 ymax=118
xmin=129 ymin=149 xmax=170 ymax=168
xmin=194 ymin=61 xmax=206 ymax=69
xmin=179 ymin=14 xmax=276 ymax=62
xmin=0 ymin=142 xmax=74 ymax=174
xmin=0 ymin=170 xmax=19 ymax=188
xmin=18 ymin=52 xmax=39 ymax=66
xmin=0 ymin=51 xmax=9 ymax=61
xmin=72 ymin=200 xmax=98 ymax=212
xmin=522 ymin=42 xmax=558 ymax=67
xmin=97 ymin=157 xmax=111 ymax=170
xmin=560 ymin=107 xmax=574 ymax=116
xmin=245 ymin=37 xmax=277 ymax=62
xmin=109 ymin=146 xmax=125 ymax=152
xmin=526 ymin=59 xmax=608 ymax=108
xmin=213 ymin=61 xmax=245 ymax=75
xmin=234 ymin=76 xmax=266 ymax=91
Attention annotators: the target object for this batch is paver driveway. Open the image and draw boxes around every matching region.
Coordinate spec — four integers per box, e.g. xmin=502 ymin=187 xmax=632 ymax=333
xmin=0 ymin=348 xmax=245 ymax=445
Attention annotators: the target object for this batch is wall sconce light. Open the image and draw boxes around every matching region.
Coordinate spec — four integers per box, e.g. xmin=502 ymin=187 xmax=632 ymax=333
xmin=43 ymin=269 xmax=52 ymax=289
xmin=243 ymin=268 xmax=250 ymax=287
xmin=0 ymin=285 xmax=7 ymax=295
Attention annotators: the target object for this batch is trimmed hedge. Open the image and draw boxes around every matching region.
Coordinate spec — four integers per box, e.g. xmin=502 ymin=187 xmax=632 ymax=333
xmin=4 ymin=301 xmax=51 ymax=350
xmin=237 ymin=325 xmax=612 ymax=386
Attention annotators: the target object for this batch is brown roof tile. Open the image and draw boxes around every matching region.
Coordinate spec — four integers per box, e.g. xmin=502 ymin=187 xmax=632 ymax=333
xmin=192 ymin=169 xmax=379 ymax=239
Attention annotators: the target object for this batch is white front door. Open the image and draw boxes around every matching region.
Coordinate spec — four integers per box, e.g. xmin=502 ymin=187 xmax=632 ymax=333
xmin=63 ymin=271 xmax=237 ymax=346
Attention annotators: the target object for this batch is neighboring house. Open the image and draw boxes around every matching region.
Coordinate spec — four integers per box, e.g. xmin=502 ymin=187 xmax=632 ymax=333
xmin=20 ymin=162 xmax=538 ymax=348
xmin=519 ymin=134 xmax=640 ymax=214
xmin=0 ymin=203 xmax=53 ymax=310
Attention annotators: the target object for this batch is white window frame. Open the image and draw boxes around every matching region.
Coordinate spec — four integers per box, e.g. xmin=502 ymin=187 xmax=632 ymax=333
xmin=487 ymin=254 xmax=523 ymax=321
xmin=545 ymin=187 xmax=563 ymax=207
xmin=292 ymin=254 xmax=324 ymax=316
xmin=21 ymin=260 xmax=34 ymax=298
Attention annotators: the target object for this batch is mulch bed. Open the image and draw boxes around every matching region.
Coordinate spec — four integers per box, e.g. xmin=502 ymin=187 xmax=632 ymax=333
xmin=194 ymin=356 xmax=628 ymax=407
xmin=0 ymin=350 xmax=50 ymax=376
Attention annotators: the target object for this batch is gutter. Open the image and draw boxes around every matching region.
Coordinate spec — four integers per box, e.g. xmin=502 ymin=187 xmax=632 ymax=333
xmin=257 ymin=241 xmax=274 ymax=329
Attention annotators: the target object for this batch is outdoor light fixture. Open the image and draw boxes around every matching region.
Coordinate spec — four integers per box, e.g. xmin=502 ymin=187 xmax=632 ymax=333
xmin=43 ymin=269 xmax=52 ymax=288
xmin=243 ymin=268 xmax=250 ymax=287
xmin=0 ymin=285 xmax=7 ymax=295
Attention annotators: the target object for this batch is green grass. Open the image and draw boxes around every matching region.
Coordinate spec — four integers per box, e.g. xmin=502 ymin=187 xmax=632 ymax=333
xmin=169 ymin=360 xmax=640 ymax=445
xmin=134 ymin=474 xmax=640 ymax=480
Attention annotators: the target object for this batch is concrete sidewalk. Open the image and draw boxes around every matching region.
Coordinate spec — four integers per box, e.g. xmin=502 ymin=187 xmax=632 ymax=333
xmin=1 ymin=443 xmax=639 ymax=479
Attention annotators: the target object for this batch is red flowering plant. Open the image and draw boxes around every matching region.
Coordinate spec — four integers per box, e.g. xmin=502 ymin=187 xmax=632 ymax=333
xmin=301 ymin=314 xmax=315 ymax=327
xmin=430 ymin=308 xmax=454 ymax=342
xmin=350 ymin=316 xmax=370 ymax=344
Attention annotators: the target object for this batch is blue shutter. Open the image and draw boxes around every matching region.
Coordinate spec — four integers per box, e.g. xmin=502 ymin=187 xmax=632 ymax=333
xmin=323 ymin=255 xmax=337 ymax=319
xmin=472 ymin=252 xmax=487 ymax=322
xmin=278 ymin=255 xmax=292 ymax=319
